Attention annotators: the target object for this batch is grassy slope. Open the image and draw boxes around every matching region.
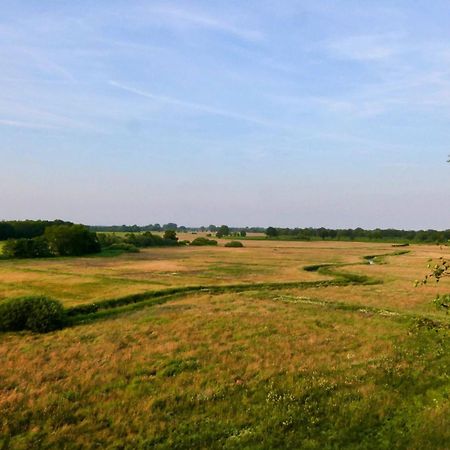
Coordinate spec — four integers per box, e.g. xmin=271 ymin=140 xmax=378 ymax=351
xmin=0 ymin=241 xmax=449 ymax=448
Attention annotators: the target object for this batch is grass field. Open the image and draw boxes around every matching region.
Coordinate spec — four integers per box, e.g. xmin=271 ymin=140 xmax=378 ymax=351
xmin=1 ymin=240 xmax=449 ymax=448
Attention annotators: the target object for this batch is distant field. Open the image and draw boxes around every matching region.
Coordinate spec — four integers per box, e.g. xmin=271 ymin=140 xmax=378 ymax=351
xmin=0 ymin=240 xmax=449 ymax=448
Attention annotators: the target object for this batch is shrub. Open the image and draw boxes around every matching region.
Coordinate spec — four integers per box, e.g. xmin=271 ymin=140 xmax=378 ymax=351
xmin=108 ymin=243 xmax=140 ymax=253
xmin=2 ymin=237 xmax=52 ymax=258
xmin=224 ymin=241 xmax=244 ymax=248
xmin=190 ymin=237 xmax=218 ymax=246
xmin=97 ymin=233 xmax=122 ymax=247
xmin=0 ymin=296 xmax=66 ymax=333
xmin=124 ymin=232 xmax=178 ymax=248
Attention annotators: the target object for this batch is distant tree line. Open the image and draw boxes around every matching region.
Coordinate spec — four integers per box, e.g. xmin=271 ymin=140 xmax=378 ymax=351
xmin=90 ymin=223 xmax=182 ymax=233
xmin=90 ymin=223 xmax=262 ymax=234
xmin=264 ymin=227 xmax=450 ymax=243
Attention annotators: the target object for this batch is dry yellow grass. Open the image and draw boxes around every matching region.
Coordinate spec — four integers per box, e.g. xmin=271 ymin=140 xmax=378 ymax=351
xmin=0 ymin=240 xmax=449 ymax=448
xmin=0 ymin=240 xmax=448 ymax=314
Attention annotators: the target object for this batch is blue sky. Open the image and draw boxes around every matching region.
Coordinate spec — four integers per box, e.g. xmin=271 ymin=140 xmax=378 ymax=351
xmin=1 ymin=0 xmax=449 ymax=228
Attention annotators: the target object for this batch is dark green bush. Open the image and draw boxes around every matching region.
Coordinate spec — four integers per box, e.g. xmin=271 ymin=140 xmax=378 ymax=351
xmin=190 ymin=237 xmax=218 ymax=246
xmin=124 ymin=232 xmax=178 ymax=248
xmin=0 ymin=296 xmax=66 ymax=333
xmin=97 ymin=233 xmax=122 ymax=247
xmin=108 ymin=243 xmax=140 ymax=253
xmin=224 ymin=241 xmax=244 ymax=248
xmin=2 ymin=237 xmax=52 ymax=258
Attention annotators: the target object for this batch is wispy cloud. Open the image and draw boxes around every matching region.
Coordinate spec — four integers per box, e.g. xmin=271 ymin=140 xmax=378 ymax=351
xmin=326 ymin=33 xmax=402 ymax=61
xmin=109 ymin=80 xmax=276 ymax=127
xmin=143 ymin=5 xmax=263 ymax=42
xmin=0 ymin=118 xmax=58 ymax=130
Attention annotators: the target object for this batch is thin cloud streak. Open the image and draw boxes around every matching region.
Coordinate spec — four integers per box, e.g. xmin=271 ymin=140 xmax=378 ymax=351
xmin=0 ymin=118 xmax=58 ymax=130
xmin=109 ymin=80 xmax=278 ymax=127
xmin=144 ymin=5 xmax=263 ymax=42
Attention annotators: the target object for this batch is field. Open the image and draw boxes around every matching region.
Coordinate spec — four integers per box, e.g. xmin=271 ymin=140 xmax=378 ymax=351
xmin=1 ymin=239 xmax=449 ymax=449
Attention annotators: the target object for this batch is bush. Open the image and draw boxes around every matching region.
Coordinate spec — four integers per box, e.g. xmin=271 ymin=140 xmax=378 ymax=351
xmin=190 ymin=237 xmax=218 ymax=246
xmin=224 ymin=241 xmax=244 ymax=248
xmin=0 ymin=296 xmax=66 ymax=333
xmin=124 ymin=232 xmax=178 ymax=248
xmin=2 ymin=237 xmax=52 ymax=258
xmin=108 ymin=243 xmax=140 ymax=253
xmin=97 ymin=233 xmax=122 ymax=247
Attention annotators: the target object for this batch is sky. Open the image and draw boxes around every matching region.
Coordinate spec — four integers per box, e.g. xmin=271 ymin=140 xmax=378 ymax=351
xmin=1 ymin=0 xmax=450 ymax=229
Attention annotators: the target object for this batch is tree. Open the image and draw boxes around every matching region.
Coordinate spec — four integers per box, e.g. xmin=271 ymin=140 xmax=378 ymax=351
xmin=163 ymin=230 xmax=178 ymax=241
xmin=265 ymin=227 xmax=279 ymax=238
xmin=44 ymin=225 xmax=101 ymax=256
xmin=240 ymin=230 xmax=247 ymax=237
xmin=163 ymin=223 xmax=177 ymax=231
xmin=216 ymin=225 xmax=230 ymax=238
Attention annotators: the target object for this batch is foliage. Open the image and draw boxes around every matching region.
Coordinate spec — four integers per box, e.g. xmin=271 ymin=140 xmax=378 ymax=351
xmin=422 ymin=257 xmax=449 ymax=284
xmin=264 ymin=226 xmax=450 ymax=243
xmin=108 ymin=243 xmax=140 ymax=253
xmin=266 ymin=226 xmax=279 ymax=237
xmin=224 ymin=241 xmax=244 ymax=248
xmin=124 ymin=232 xmax=178 ymax=248
xmin=45 ymin=225 xmax=101 ymax=256
xmin=163 ymin=230 xmax=178 ymax=241
xmin=190 ymin=237 xmax=218 ymax=246
xmin=216 ymin=225 xmax=230 ymax=238
xmin=417 ymin=257 xmax=450 ymax=312
xmin=97 ymin=233 xmax=122 ymax=248
xmin=2 ymin=237 xmax=52 ymax=258
xmin=0 ymin=296 xmax=66 ymax=333
xmin=0 ymin=220 xmax=72 ymax=240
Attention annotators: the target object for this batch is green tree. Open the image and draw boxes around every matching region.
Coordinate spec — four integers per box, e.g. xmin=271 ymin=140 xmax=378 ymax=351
xmin=265 ymin=227 xmax=279 ymax=238
xmin=163 ymin=230 xmax=178 ymax=241
xmin=44 ymin=225 xmax=101 ymax=256
xmin=216 ymin=225 xmax=230 ymax=238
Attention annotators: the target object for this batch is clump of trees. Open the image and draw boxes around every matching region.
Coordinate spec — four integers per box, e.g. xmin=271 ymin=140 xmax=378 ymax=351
xmin=97 ymin=231 xmax=182 ymax=254
xmin=123 ymin=231 xmax=178 ymax=248
xmin=216 ymin=225 xmax=230 ymax=238
xmin=190 ymin=237 xmax=218 ymax=246
xmin=2 ymin=237 xmax=52 ymax=258
xmin=45 ymin=225 xmax=101 ymax=256
xmin=0 ymin=296 xmax=66 ymax=333
xmin=2 ymin=224 xmax=101 ymax=258
xmin=0 ymin=220 xmax=72 ymax=240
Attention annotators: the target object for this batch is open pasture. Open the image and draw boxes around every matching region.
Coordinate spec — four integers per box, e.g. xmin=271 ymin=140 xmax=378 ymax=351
xmin=1 ymin=240 xmax=449 ymax=448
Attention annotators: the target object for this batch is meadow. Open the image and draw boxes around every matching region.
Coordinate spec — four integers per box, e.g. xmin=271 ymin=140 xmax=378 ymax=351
xmin=0 ymin=237 xmax=449 ymax=449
